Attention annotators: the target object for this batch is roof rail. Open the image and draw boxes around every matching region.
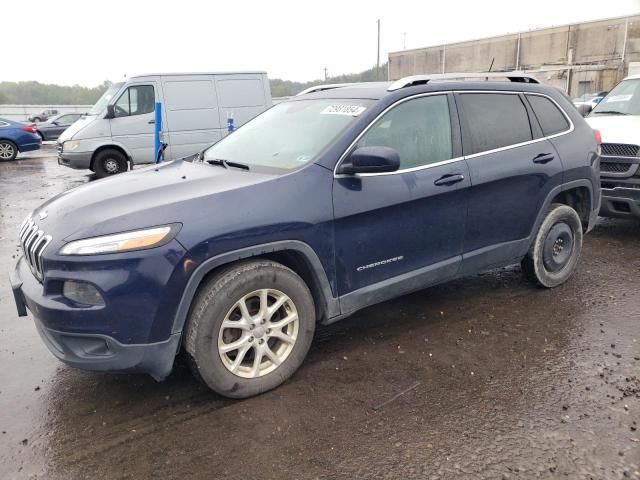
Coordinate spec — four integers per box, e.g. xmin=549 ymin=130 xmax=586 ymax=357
xmin=296 ymin=83 xmax=359 ymax=96
xmin=387 ymin=71 xmax=539 ymax=91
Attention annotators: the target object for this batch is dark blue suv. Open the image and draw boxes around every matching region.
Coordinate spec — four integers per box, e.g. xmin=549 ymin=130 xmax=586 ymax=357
xmin=10 ymin=74 xmax=601 ymax=398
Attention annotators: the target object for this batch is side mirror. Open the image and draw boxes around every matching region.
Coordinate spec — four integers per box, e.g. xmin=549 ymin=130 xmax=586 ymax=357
xmin=338 ymin=146 xmax=400 ymax=175
xmin=52 ymin=121 xmax=59 ymax=125
xmin=577 ymin=104 xmax=593 ymax=117
xmin=105 ymin=105 xmax=115 ymax=119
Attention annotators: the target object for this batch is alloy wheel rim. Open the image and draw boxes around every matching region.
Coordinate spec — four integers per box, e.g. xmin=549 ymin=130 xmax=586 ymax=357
xmin=0 ymin=143 xmax=14 ymax=159
xmin=218 ymin=289 xmax=299 ymax=379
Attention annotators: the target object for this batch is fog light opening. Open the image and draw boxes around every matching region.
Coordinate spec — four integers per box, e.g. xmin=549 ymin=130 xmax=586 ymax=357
xmin=63 ymin=281 xmax=105 ymax=307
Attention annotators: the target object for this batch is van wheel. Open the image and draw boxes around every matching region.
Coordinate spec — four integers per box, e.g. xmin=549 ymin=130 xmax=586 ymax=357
xmin=0 ymin=140 xmax=18 ymax=161
xmin=184 ymin=260 xmax=315 ymax=399
xmin=522 ymin=203 xmax=583 ymax=288
xmin=93 ymin=149 xmax=128 ymax=178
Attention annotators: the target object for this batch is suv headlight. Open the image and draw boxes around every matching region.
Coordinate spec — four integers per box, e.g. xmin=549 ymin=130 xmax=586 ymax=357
xmin=63 ymin=140 xmax=81 ymax=152
xmin=59 ymin=224 xmax=180 ymax=255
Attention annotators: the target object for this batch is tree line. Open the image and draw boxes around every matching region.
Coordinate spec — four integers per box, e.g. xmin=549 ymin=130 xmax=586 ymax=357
xmin=0 ymin=64 xmax=388 ymax=104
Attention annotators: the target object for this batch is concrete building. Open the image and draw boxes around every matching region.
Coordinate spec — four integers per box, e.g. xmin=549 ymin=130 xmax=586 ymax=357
xmin=388 ymin=14 xmax=640 ymax=97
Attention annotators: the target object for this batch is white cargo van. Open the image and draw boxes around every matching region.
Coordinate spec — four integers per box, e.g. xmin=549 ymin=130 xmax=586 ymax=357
xmin=58 ymin=72 xmax=272 ymax=177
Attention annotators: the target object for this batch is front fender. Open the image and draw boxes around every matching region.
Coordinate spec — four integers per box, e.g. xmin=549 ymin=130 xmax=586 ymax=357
xmin=170 ymin=240 xmax=339 ymax=335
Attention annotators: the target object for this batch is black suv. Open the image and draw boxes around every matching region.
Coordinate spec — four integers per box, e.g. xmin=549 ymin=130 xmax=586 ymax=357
xmin=11 ymin=73 xmax=601 ymax=398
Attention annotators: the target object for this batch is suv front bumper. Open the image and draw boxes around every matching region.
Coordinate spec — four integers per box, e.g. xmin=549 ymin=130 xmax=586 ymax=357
xmin=9 ymin=251 xmax=184 ymax=381
xmin=600 ymin=186 xmax=640 ymax=219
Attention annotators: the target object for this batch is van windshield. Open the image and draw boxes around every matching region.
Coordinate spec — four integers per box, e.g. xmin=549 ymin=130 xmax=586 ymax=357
xmin=591 ymin=79 xmax=640 ymax=116
xmin=202 ymin=99 xmax=373 ymax=171
xmin=89 ymin=83 xmax=124 ymax=116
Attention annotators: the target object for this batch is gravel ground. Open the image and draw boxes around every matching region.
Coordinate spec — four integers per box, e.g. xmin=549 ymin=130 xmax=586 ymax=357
xmin=0 ymin=149 xmax=638 ymax=479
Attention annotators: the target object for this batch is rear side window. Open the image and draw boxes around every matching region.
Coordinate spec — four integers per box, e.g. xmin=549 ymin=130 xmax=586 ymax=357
xmin=458 ymin=93 xmax=532 ymax=154
xmin=357 ymin=95 xmax=453 ymax=169
xmin=526 ymin=94 xmax=570 ymax=136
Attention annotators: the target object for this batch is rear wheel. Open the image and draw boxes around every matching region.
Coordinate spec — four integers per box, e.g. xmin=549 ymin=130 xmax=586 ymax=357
xmin=0 ymin=140 xmax=17 ymax=161
xmin=184 ymin=260 xmax=316 ymax=398
xmin=522 ymin=203 xmax=583 ymax=288
xmin=93 ymin=149 xmax=128 ymax=178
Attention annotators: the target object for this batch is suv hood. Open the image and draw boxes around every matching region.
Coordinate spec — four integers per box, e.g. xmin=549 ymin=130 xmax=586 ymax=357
xmin=585 ymin=115 xmax=640 ymax=144
xmin=31 ymin=160 xmax=275 ymax=246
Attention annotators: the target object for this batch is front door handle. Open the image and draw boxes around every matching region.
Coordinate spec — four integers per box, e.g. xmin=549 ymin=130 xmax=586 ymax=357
xmin=148 ymin=120 xmax=155 ymax=124
xmin=533 ymin=153 xmax=554 ymax=164
xmin=434 ymin=173 xmax=465 ymax=186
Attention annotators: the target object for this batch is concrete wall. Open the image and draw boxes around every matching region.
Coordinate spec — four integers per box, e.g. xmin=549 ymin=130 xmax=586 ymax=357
xmin=0 ymin=105 xmax=91 ymax=122
xmin=389 ymin=14 xmax=640 ymax=96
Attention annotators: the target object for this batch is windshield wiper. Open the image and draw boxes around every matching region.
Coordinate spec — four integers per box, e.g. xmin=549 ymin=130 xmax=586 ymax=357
xmin=592 ymin=110 xmax=630 ymax=115
xmin=206 ymin=158 xmax=250 ymax=170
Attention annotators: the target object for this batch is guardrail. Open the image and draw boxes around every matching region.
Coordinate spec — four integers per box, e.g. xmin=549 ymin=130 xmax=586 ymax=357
xmin=0 ymin=105 xmax=92 ymax=122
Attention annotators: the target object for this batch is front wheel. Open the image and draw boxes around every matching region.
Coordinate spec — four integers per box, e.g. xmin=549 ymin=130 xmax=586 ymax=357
xmin=522 ymin=203 xmax=583 ymax=288
xmin=93 ymin=149 xmax=128 ymax=178
xmin=184 ymin=260 xmax=316 ymax=398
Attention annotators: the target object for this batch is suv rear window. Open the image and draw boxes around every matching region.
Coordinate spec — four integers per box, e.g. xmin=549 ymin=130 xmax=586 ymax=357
xmin=458 ymin=93 xmax=533 ymax=154
xmin=526 ymin=94 xmax=569 ymax=136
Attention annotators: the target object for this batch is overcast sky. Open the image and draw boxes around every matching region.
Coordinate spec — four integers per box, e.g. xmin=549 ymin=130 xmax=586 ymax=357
xmin=4 ymin=0 xmax=640 ymax=86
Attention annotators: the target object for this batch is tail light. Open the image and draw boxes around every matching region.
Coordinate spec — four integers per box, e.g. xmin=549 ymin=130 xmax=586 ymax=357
xmin=593 ymin=128 xmax=602 ymax=145
xmin=21 ymin=125 xmax=37 ymax=134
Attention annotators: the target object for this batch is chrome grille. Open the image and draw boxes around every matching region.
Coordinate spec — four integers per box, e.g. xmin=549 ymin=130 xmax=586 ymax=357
xmin=600 ymin=162 xmax=635 ymax=173
xmin=18 ymin=216 xmax=52 ymax=281
xmin=601 ymin=143 xmax=640 ymax=157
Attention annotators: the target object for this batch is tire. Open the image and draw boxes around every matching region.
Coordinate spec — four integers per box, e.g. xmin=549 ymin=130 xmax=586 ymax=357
xmin=0 ymin=140 xmax=18 ymax=161
xmin=522 ymin=203 xmax=583 ymax=288
xmin=184 ymin=260 xmax=316 ymax=398
xmin=93 ymin=149 xmax=128 ymax=178
xmin=32 ymin=117 xmax=41 ymax=123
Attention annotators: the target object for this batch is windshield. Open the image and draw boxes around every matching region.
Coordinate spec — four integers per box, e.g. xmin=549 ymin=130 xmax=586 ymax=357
xmin=202 ymin=99 xmax=373 ymax=171
xmin=591 ymin=79 xmax=640 ymax=116
xmin=89 ymin=83 xmax=124 ymax=115
xmin=45 ymin=114 xmax=62 ymax=123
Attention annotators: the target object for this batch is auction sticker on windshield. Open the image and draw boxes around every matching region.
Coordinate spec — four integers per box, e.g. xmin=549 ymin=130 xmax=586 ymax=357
xmin=321 ymin=105 xmax=367 ymax=116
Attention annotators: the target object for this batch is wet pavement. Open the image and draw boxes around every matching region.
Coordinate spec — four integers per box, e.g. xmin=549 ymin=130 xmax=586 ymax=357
xmin=0 ymin=150 xmax=639 ymax=479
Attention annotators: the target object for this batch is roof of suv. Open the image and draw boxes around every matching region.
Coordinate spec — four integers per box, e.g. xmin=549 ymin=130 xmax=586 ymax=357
xmin=298 ymin=80 xmax=555 ymax=100
xmin=294 ymin=72 xmax=547 ymax=100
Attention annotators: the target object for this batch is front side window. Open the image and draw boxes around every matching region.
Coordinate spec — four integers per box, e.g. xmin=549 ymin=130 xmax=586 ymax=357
xmin=356 ymin=95 xmax=453 ymax=169
xmin=591 ymin=79 xmax=640 ymax=116
xmin=459 ymin=93 xmax=533 ymax=154
xmin=526 ymin=94 xmax=570 ymax=136
xmin=203 ymin=99 xmax=372 ymax=171
xmin=114 ymin=85 xmax=155 ymax=118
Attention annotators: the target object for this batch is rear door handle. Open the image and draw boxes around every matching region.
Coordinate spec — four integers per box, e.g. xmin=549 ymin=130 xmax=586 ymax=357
xmin=434 ymin=173 xmax=465 ymax=186
xmin=533 ymin=153 xmax=554 ymax=164
xmin=148 ymin=120 xmax=155 ymax=124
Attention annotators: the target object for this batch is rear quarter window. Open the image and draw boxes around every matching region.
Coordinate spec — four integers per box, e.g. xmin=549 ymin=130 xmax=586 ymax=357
xmin=458 ymin=93 xmax=533 ymax=154
xmin=526 ymin=94 xmax=570 ymax=136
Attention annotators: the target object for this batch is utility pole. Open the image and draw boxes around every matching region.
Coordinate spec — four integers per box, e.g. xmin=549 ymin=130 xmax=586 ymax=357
xmin=324 ymin=67 xmax=328 ymax=82
xmin=376 ymin=19 xmax=381 ymax=80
